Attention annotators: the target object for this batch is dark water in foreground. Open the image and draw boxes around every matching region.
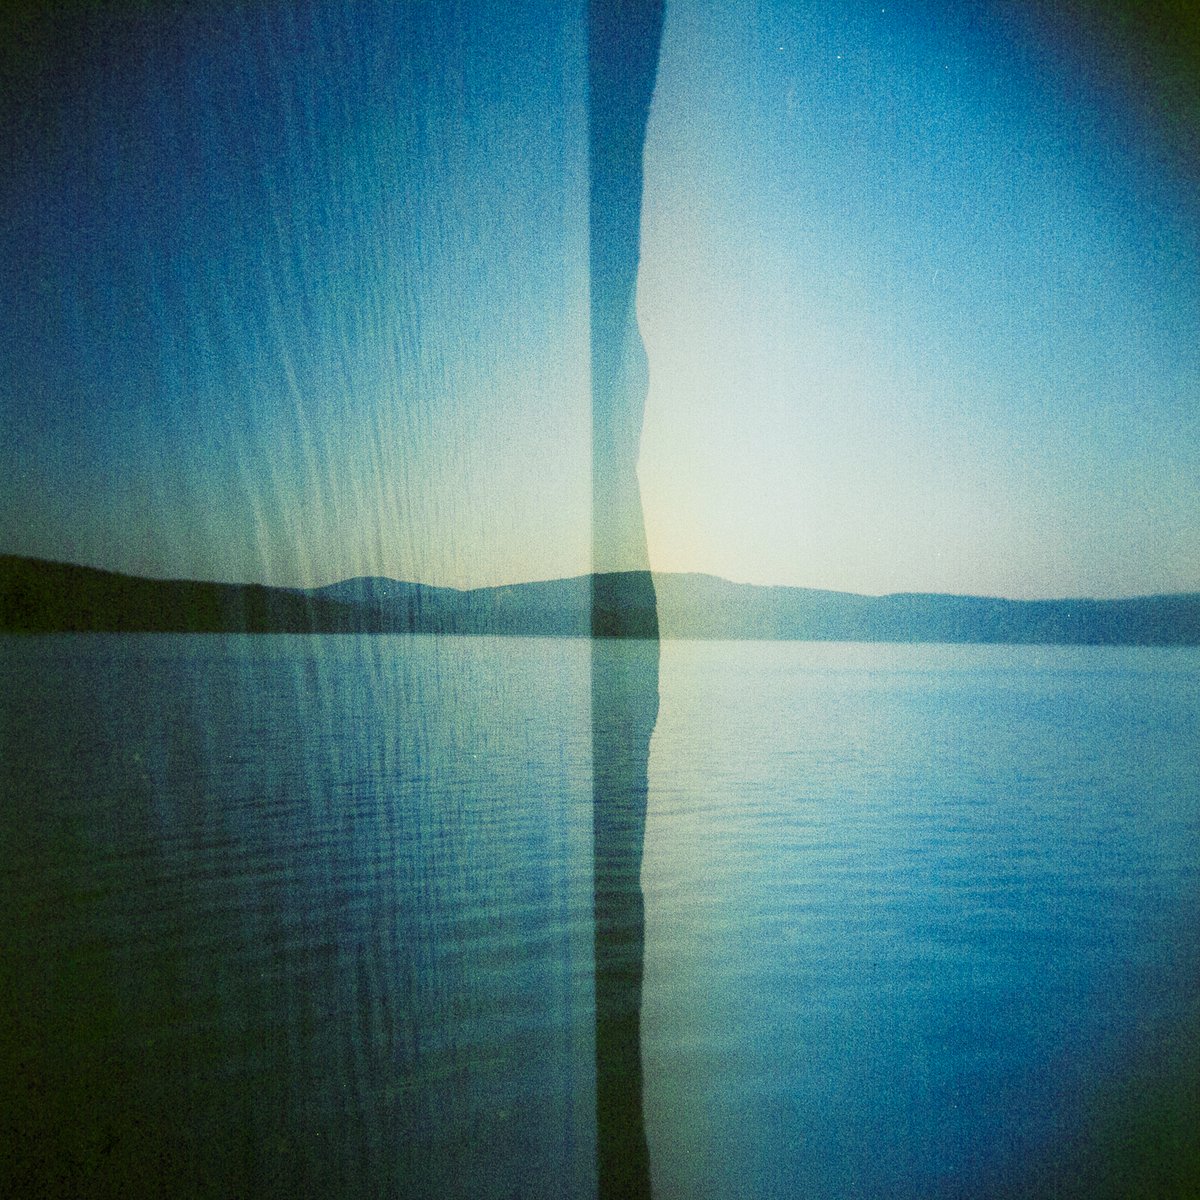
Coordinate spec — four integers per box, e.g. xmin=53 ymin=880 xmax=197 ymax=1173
xmin=2 ymin=635 xmax=1197 ymax=1198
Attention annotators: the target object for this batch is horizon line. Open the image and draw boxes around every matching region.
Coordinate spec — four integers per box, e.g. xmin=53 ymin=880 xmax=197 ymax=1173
xmin=4 ymin=553 xmax=1198 ymax=607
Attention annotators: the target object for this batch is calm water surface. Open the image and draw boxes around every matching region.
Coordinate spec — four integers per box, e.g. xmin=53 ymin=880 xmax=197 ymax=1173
xmin=2 ymin=635 xmax=1197 ymax=1198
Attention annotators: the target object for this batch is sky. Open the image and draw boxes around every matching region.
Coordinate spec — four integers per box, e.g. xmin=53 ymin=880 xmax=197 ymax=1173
xmin=2 ymin=1 xmax=593 ymax=590
xmin=2 ymin=1 xmax=1198 ymax=598
xmin=639 ymin=0 xmax=1200 ymax=598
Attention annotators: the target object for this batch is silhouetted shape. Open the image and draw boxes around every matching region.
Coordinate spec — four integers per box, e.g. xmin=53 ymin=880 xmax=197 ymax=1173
xmin=588 ymin=0 xmax=664 ymax=594
xmin=587 ymin=2 xmax=664 ymax=1195
xmin=592 ymin=571 xmax=659 ymax=640
xmin=592 ymin=638 xmax=658 ymax=1200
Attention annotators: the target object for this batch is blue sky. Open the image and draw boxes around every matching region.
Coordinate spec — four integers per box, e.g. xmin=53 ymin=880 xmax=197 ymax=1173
xmin=638 ymin=0 xmax=1200 ymax=597
xmin=2 ymin=2 xmax=593 ymax=589
xmin=2 ymin=1 xmax=1197 ymax=597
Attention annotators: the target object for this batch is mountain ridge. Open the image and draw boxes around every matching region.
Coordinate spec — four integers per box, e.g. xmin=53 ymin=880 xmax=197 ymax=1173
xmin=3 ymin=555 xmax=1199 ymax=644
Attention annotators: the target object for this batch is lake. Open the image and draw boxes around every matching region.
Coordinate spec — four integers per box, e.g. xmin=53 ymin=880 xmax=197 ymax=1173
xmin=2 ymin=635 xmax=1197 ymax=1198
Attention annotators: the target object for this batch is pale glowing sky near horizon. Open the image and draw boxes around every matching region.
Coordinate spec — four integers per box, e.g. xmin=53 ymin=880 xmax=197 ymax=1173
xmin=2 ymin=1 xmax=1198 ymax=598
xmin=638 ymin=0 xmax=1200 ymax=598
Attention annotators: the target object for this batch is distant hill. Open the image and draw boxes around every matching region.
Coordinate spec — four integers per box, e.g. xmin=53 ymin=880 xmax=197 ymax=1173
xmin=653 ymin=574 xmax=1200 ymax=645
xmin=0 ymin=556 xmax=357 ymax=633
xmin=3 ymin=555 xmax=1199 ymax=644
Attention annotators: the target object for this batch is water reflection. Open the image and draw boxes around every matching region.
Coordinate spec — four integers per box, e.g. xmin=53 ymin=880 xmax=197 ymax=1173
xmin=0 ymin=635 xmax=599 ymax=1200
xmin=592 ymin=632 xmax=659 ymax=1200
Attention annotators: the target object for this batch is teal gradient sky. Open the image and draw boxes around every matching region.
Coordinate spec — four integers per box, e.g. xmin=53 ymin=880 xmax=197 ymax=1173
xmin=2 ymin=1 xmax=1197 ymax=597
xmin=2 ymin=2 xmax=594 ymax=590
xmin=639 ymin=0 xmax=1200 ymax=598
